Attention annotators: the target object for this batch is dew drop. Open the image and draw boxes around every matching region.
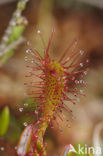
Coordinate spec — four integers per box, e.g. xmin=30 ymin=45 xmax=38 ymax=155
xmin=80 ymin=63 xmax=83 ymax=67
xmin=75 ymin=80 xmax=79 ymax=84
xmin=80 ymin=80 xmax=83 ymax=84
xmin=83 ymin=80 xmax=86 ymax=84
xmin=84 ymin=71 xmax=87 ymax=75
xmin=80 ymin=50 xmax=84 ymax=55
xmin=86 ymin=59 xmax=89 ymax=63
xmin=80 ymin=90 xmax=83 ymax=93
xmin=23 ymin=122 xmax=28 ymax=127
xmin=24 ymin=56 xmax=28 ymax=61
xmin=14 ymin=146 xmax=17 ymax=150
xmin=27 ymin=41 xmax=31 ymax=46
xmin=62 ymin=76 xmax=66 ymax=79
xmin=19 ymin=108 xmax=23 ymax=112
xmin=26 ymin=49 xmax=31 ymax=53
xmin=0 ymin=147 xmax=4 ymax=151
xmin=24 ymin=103 xmax=28 ymax=107
xmin=31 ymin=59 xmax=35 ymax=63
xmin=75 ymin=80 xmax=78 ymax=84
xmin=35 ymin=110 xmax=38 ymax=115
xmin=37 ymin=30 xmax=41 ymax=34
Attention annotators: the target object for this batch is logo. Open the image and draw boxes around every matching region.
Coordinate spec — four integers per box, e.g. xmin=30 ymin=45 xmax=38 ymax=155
xmin=61 ymin=144 xmax=102 ymax=156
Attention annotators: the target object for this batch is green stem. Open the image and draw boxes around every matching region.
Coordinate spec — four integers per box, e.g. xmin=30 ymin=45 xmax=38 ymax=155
xmin=0 ymin=0 xmax=29 ymax=65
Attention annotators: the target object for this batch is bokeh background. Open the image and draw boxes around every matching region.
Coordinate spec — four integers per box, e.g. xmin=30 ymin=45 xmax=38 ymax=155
xmin=0 ymin=0 xmax=103 ymax=156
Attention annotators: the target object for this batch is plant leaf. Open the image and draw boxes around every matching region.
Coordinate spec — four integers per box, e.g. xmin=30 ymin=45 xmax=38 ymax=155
xmin=0 ymin=106 xmax=10 ymax=136
xmin=17 ymin=125 xmax=32 ymax=156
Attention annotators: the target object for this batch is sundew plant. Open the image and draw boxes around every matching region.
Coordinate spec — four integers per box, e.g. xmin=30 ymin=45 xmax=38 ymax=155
xmin=17 ymin=28 xmax=89 ymax=156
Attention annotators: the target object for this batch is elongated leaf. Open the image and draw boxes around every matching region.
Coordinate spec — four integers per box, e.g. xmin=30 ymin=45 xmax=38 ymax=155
xmin=17 ymin=125 xmax=32 ymax=156
xmin=0 ymin=106 xmax=10 ymax=136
